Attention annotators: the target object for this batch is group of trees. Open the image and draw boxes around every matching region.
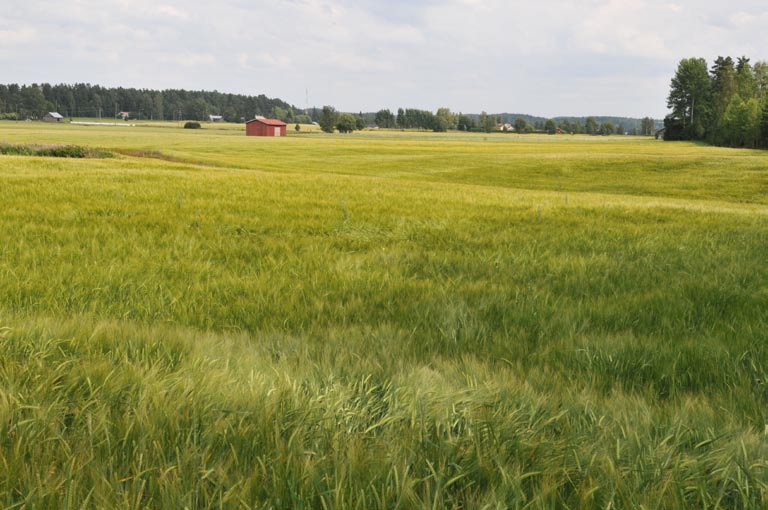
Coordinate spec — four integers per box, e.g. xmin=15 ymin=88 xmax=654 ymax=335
xmin=318 ymin=106 xmax=366 ymax=133
xmin=370 ymin=108 xmax=654 ymax=135
xmin=0 ymin=83 xmax=302 ymax=123
xmin=513 ymin=116 xmax=647 ymax=136
xmin=371 ymin=108 xmax=449 ymax=131
xmin=371 ymin=108 xmax=494 ymax=132
xmin=372 ymin=108 xmax=509 ymax=133
xmin=665 ymin=56 xmax=768 ymax=148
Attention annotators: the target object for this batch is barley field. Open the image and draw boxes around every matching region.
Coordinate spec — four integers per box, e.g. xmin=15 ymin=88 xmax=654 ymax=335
xmin=0 ymin=121 xmax=766 ymax=509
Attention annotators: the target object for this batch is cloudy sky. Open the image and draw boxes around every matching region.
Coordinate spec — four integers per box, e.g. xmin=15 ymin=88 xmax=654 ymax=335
xmin=2 ymin=0 xmax=767 ymax=117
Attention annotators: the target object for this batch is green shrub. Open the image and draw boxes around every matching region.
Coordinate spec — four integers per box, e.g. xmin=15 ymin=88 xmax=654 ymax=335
xmin=0 ymin=143 xmax=112 ymax=158
xmin=184 ymin=122 xmax=202 ymax=129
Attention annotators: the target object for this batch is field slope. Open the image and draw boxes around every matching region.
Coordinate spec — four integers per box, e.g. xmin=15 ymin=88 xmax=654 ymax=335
xmin=0 ymin=122 xmax=767 ymax=509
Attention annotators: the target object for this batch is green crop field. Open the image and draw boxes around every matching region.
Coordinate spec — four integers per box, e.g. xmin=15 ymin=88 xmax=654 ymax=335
xmin=0 ymin=121 xmax=766 ymax=509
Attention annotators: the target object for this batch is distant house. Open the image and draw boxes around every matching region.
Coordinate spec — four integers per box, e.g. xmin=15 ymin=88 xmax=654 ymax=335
xmin=209 ymin=115 xmax=224 ymax=122
xmin=43 ymin=112 xmax=64 ymax=122
xmin=655 ymin=128 xmax=665 ymax=140
xmin=246 ymin=117 xmax=287 ymax=137
xmin=117 ymin=111 xmax=130 ymax=120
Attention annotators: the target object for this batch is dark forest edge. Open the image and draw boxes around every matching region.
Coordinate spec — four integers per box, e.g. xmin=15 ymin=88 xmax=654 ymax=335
xmin=665 ymin=56 xmax=768 ymax=148
xmin=0 ymin=83 xmax=300 ymax=123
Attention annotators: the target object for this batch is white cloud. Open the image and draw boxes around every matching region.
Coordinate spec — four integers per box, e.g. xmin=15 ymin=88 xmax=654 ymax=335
xmin=0 ymin=28 xmax=36 ymax=45
xmin=2 ymin=0 xmax=767 ymax=117
xmin=156 ymin=5 xmax=189 ymax=19
xmin=159 ymin=53 xmax=217 ymax=67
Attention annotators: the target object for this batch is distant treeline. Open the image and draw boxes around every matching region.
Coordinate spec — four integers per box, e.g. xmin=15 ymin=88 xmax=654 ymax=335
xmin=665 ymin=56 xmax=768 ymax=148
xmin=485 ymin=113 xmax=658 ymax=134
xmin=368 ymin=108 xmax=657 ymax=135
xmin=0 ymin=82 xmax=659 ymax=136
xmin=0 ymin=83 xmax=304 ymax=122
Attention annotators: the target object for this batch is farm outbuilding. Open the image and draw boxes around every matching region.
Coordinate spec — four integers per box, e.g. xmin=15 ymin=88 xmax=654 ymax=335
xmin=43 ymin=112 xmax=64 ymax=122
xmin=246 ymin=117 xmax=287 ymax=137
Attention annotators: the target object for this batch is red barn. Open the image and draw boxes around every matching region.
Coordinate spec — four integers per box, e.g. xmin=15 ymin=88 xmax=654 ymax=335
xmin=246 ymin=117 xmax=287 ymax=137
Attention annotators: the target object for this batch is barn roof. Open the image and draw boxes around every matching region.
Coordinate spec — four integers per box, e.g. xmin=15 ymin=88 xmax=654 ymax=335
xmin=246 ymin=118 xmax=287 ymax=126
xmin=46 ymin=112 xmax=64 ymax=119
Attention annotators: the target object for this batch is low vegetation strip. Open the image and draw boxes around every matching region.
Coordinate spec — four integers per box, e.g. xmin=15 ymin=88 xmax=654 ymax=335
xmin=111 ymin=148 xmax=244 ymax=169
xmin=0 ymin=142 xmax=112 ymax=158
xmin=112 ymin=148 xmax=183 ymax=161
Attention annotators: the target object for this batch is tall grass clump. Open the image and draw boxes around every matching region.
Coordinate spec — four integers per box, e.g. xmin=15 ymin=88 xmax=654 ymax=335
xmin=0 ymin=142 xmax=112 ymax=158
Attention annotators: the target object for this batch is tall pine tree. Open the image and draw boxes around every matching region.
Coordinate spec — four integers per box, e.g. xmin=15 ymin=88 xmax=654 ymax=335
xmin=667 ymin=58 xmax=711 ymax=140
